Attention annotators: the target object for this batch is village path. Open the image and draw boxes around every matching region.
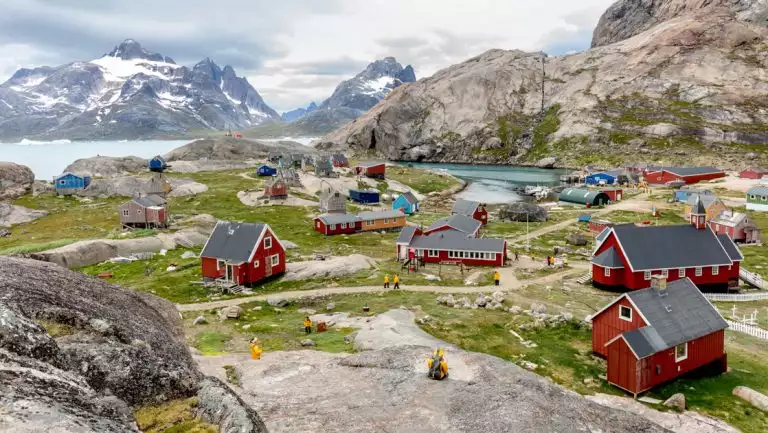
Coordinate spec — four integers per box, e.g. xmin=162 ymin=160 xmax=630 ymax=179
xmin=176 ymin=265 xmax=588 ymax=312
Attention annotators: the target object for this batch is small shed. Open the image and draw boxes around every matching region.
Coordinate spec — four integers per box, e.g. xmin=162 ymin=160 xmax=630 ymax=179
xmin=119 ymin=195 xmax=168 ymax=229
xmin=355 ymin=162 xmax=386 ymax=179
xmin=148 ymin=156 xmax=169 ymax=173
xmin=585 ymin=170 xmax=621 ymax=185
xmin=392 ymin=192 xmax=419 ymax=214
xmin=739 ymin=167 xmax=767 ymax=179
xmin=315 ymin=160 xmax=334 ymax=178
xmin=257 ymin=165 xmax=277 ymax=177
xmin=559 ymin=188 xmax=610 ymax=207
xmin=589 ymin=219 xmax=614 ymax=234
xmin=319 ymin=188 xmax=347 ymax=214
xmin=673 ymin=188 xmax=712 ymax=203
xmin=332 ymin=154 xmax=349 ymax=167
xmin=601 ymin=189 xmax=623 ymax=202
xmin=264 ymin=176 xmax=288 ymax=199
xmin=746 ymin=185 xmax=768 ymax=212
xmin=53 ymin=172 xmax=91 ymax=196
xmin=349 ymin=189 xmax=380 ymax=204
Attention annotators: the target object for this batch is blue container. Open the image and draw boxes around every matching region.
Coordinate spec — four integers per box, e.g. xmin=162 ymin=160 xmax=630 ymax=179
xmin=349 ymin=189 xmax=380 ymax=204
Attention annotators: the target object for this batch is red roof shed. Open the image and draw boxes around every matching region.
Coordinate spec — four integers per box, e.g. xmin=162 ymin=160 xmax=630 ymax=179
xmin=739 ymin=167 xmax=767 ymax=179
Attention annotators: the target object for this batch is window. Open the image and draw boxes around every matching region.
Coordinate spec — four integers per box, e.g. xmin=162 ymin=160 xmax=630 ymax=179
xmin=428 ymin=250 xmax=438 ymax=257
xmin=316 ymin=221 xmax=320 ymax=228
xmin=644 ymin=271 xmax=651 ymax=280
xmin=679 ymin=268 xmax=686 ymax=278
xmin=122 ymin=210 xmax=129 ymax=216
xmin=695 ymin=267 xmax=703 ymax=277
xmin=712 ymin=266 xmax=719 ymax=276
xmin=329 ymin=224 xmax=336 ymax=230
xmin=253 ymin=260 xmax=260 ymax=268
xmin=270 ymin=255 xmax=280 ymax=266
xmin=675 ymin=343 xmax=688 ymax=362
xmin=366 ymin=220 xmax=374 ymax=226
xmin=137 ymin=209 xmax=142 ymax=214
xmin=384 ymin=218 xmax=390 ymax=223
xmin=217 ymin=260 xmax=225 ymax=270
xmin=661 ymin=269 xmax=668 ymax=278
xmin=264 ymin=237 xmax=272 ymax=249
xmin=340 ymin=223 xmax=346 ymax=229
xmin=604 ymin=268 xmax=611 ymax=277
xmin=619 ymin=305 xmax=632 ymax=322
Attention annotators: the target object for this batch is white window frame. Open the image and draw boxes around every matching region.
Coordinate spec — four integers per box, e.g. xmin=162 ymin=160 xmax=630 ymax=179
xmin=316 ymin=221 xmax=320 ymax=228
xmin=384 ymin=218 xmax=390 ymax=224
xmin=695 ymin=267 xmax=703 ymax=277
xmin=678 ymin=268 xmax=685 ymax=278
xmin=661 ymin=269 xmax=668 ymax=278
xmin=253 ymin=260 xmax=260 ymax=268
xmin=604 ymin=268 xmax=611 ymax=277
xmin=675 ymin=343 xmax=688 ymax=362
xmin=329 ymin=224 xmax=336 ymax=230
xmin=340 ymin=223 xmax=346 ymax=229
xmin=428 ymin=249 xmax=438 ymax=258
xmin=270 ymin=254 xmax=280 ymax=266
xmin=59 ymin=180 xmax=66 ymax=185
xmin=712 ymin=266 xmax=719 ymax=276
xmin=366 ymin=220 xmax=374 ymax=226
xmin=619 ymin=305 xmax=632 ymax=322
xmin=264 ymin=236 xmax=272 ymax=249
xmin=217 ymin=260 xmax=226 ymax=270
xmin=644 ymin=271 xmax=651 ymax=280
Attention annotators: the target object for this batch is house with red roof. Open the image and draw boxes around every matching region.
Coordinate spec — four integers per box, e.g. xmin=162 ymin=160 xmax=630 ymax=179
xmin=644 ymin=166 xmax=725 ymax=185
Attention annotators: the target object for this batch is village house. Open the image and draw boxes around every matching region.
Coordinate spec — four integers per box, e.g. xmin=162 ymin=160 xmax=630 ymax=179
xmin=591 ymin=277 xmax=728 ymax=396
xmin=589 ymin=219 xmax=614 ymax=235
xmin=357 ymin=210 xmax=407 ymax=232
xmin=710 ymin=210 xmax=761 ymax=244
xmin=423 ymin=214 xmax=481 ymax=237
xmin=53 ymin=172 xmax=91 ymax=196
xmin=559 ymin=188 xmax=610 ymax=207
xmin=148 ymin=155 xmax=169 ymax=172
xmin=332 ymin=154 xmax=349 ymax=167
xmin=392 ymin=191 xmax=419 ymax=214
xmin=672 ymin=187 xmax=712 ymax=203
xmin=263 ymin=176 xmax=288 ymax=200
xmin=319 ymin=187 xmax=347 ymax=214
xmin=451 ymin=199 xmax=488 ymax=225
xmin=592 ymin=197 xmax=743 ymax=292
xmin=278 ymin=169 xmax=301 ymax=187
xmin=683 ymin=194 xmax=728 ymax=222
xmin=354 ymin=162 xmax=386 ymax=179
xmin=746 ymin=185 xmax=768 ymax=211
xmin=147 ymin=174 xmax=172 ymax=196
xmin=314 ymin=160 xmax=334 ymax=178
xmin=396 ymin=226 xmax=507 ymax=266
xmin=601 ymin=188 xmax=623 ymax=202
xmin=645 ymin=166 xmax=725 ymax=185
xmin=200 ymin=221 xmax=286 ymax=286
xmin=314 ymin=214 xmax=361 ymax=236
xmin=349 ymin=189 xmax=380 ymax=204
xmin=256 ymin=164 xmax=277 ymax=177
xmin=119 ymin=195 xmax=168 ymax=229
xmin=739 ymin=167 xmax=767 ymax=179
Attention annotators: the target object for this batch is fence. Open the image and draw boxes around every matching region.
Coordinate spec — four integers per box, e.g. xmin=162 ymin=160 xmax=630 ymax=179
xmin=725 ymin=320 xmax=768 ymax=340
xmin=705 ymin=292 xmax=768 ymax=302
xmin=739 ymin=268 xmax=765 ymax=289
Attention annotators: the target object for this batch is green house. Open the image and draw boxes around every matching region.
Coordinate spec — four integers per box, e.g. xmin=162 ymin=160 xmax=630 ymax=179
xmin=746 ymin=185 xmax=768 ymax=212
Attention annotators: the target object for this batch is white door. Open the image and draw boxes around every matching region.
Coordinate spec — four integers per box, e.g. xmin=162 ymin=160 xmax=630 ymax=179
xmin=617 ymin=192 xmax=622 ymax=200
xmin=398 ymin=244 xmax=408 ymax=260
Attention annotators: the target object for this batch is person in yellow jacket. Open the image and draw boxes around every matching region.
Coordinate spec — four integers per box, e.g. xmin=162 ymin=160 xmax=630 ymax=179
xmin=249 ymin=337 xmax=263 ymax=360
xmin=393 ymin=274 xmax=400 ymax=290
xmin=384 ymin=274 xmax=390 ymax=289
xmin=493 ymin=270 xmax=501 ymax=286
xmin=304 ymin=316 xmax=312 ymax=334
xmin=427 ymin=348 xmax=448 ymax=380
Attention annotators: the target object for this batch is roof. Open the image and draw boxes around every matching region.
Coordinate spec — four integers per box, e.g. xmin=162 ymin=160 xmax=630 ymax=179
xmin=452 ymin=198 xmax=481 ymax=216
xmin=427 ymin=215 xmax=481 ymax=235
xmin=596 ymin=227 xmax=611 ymax=243
xmin=593 ymin=247 xmax=624 ymax=268
xmin=652 ymin=166 xmax=723 ymax=176
xmin=132 ymin=195 xmax=167 ymax=208
xmin=317 ymin=214 xmax=360 ymax=225
xmin=710 ymin=211 xmax=747 ymax=227
xmin=200 ymin=221 xmax=266 ymax=264
xmin=357 ymin=210 xmax=404 ymax=220
xmin=691 ymin=195 xmax=708 ymax=215
xmin=747 ymin=185 xmax=768 ymax=196
xmin=398 ymin=191 xmax=419 ymax=204
xmin=350 ymin=189 xmax=380 ymax=195
xmin=559 ymin=188 xmax=609 ymax=204
xmin=742 ymin=167 xmax=767 ymax=173
xmin=356 ymin=161 xmax=385 ymax=168
xmin=409 ymin=230 xmax=505 ymax=253
xmin=396 ymin=226 xmax=418 ymax=244
xmin=55 ymin=172 xmax=83 ymax=180
xmin=332 ymin=154 xmax=348 ymax=162
xmin=315 ymin=160 xmax=333 ymax=170
xmin=620 ymin=278 xmax=728 ymax=358
xmin=716 ymin=234 xmax=744 ymax=261
xmin=599 ymin=224 xmax=737 ymax=271
xmin=686 ymin=194 xmax=718 ymax=209
xmin=588 ymin=169 xmax=622 ymax=178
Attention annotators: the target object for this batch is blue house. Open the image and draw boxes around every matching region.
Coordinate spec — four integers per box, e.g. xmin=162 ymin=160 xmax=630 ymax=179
xmin=256 ymin=164 xmax=278 ymax=177
xmin=585 ymin=170 xmax=621 ymax=185
xmin=392 ymin=191 xmax=419 ymax=214
xmin=349 ymin=189 xmax=380 ymax=205
xmin=673 ymin=188 xmax=712 ymax=202
xmin=148 ymin=155 xmax=168 ymax=172
xmin=54 ymin=172 xmax=91 ymax=196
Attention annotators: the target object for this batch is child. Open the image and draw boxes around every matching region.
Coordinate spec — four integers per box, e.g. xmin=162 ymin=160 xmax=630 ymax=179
xmin=304 ymin=316 xmax=312 ymax=334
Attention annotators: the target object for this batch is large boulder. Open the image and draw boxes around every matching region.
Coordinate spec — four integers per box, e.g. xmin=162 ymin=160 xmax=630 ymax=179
xmin=164 ymin=137 xmax=314 ymax=162
xmin=499 ymin=202 xmax=549 ymax=222
xmin=283 ymin=254 xmax=377 ymax=281
xmin=566 ymin=232 xmax=590 ymax=247
xmin=197 ymin=378 xmax=268 ymax=433
xmin=733 ymin=386 xmax=768 ymax=411
xmin=77 ymin=176 xmax=207 ymax=198
xmin=62 ymin=156 xmax=148 ymax=177
xmin=0 ymin=162 xmax=35 ymax=200
xmin=0 ymin=202 xmax=48 ymax=227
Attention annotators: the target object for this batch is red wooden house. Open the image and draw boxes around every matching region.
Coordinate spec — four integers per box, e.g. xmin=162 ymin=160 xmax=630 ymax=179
xmin=739 ymin=167 xmax=767 ymax=179
xmin=331 ymin=154 xmax=349 ymax=168
xmin=314 ymin=214 xmax=362 ymax=236
xmin=709 ymin=210 xmax=761 ymax=244
xmin=589 ymin=219 xmax=614 ymax=235
xmin=645 ymin=167 xmax=725 ymax=185
xmin=423 ymin=215 xmax=481 ymax=237
xmin=592 ymin=277 xmax=728 ymax=396
xmin=592 ymin=198 xmax=743 ymax=292
xmin=451 ymin=199 xmax=488 ymax=225
xmin=264 ymin=176 xmax=288 ymax=199
xmin=200 ymin=221 xmax=286 ymax=286
xmin=396 ymin=227 xmax=507 ymax=266
xmin=354 ymin=162 xmax=386 ymax=179
xmin=601 ymin=188 xmax=623 ymax=202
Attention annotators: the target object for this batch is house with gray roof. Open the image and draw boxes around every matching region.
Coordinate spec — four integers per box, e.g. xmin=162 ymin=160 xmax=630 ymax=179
xmin=592 ymin=277 xmax=728 ymax=395
xmin=395 ymin=227 xmax=506 ymax=266
xmin=424 ymin=215 xmax=481 ymax=237
xmin=451 ymin=198 xmax=488 ymax=225
xmin=746 ymin=184 xmax=768 ymax=212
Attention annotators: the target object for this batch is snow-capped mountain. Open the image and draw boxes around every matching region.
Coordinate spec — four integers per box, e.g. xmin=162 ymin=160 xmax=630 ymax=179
xmin=281 ymin=101 xmax=318 ymax=122
xmin=0 ymin=39 xmax=279 ymax=141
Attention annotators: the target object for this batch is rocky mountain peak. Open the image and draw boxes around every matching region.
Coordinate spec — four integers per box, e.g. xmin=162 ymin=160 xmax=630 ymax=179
xmin=106 ymin=39 xmax=175 ymax=64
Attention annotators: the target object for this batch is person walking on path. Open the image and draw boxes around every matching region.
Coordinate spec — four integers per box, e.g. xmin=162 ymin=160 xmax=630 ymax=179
xmin=384 ymin=274 xmax=390 ymax=289
xmin=393 ymin=274 xmax=400 ymax=290
xmin=304 ymin=316 xmax=312 ymax=334
xmin=493 ymin=270 xmax=501 ymax=286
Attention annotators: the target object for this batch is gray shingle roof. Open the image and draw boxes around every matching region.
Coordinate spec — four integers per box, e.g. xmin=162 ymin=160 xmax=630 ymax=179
xmin=315 ymin=160 xmax=332 ymax=170
xmin=747 ymin=185 xmax=768 ymax=196
xmin=409 ymin=231 xmax=505 ymax=253
xmin=593 ymin=247 xmax=624 ymax=268
xmin=317 ymin=214 xmax=360 ymax=225
xmin=400 ymin=191 xmax=418 ymax=204
xmin=686 ymin=194 xmax=717 ymax=209
xmin=201 ymin=221 xmax=266 ymax=264
xmin=396 ymin=226 xmax=418 ymax=244
xmin=452 ymin=199 xmax=480 ymax=216
xmin=427 ymin=215 xmax=481 ymax=235
xmin=604 ymin=224 xmax=736 ymax=270
xmin=357 ymin=210 xmax=404 ymax=220
xmin=716 ymin=234 xmax=744 ymax=261
xmin=621 ymin=278 xmax=728 ymax=358
xmin=356 ymin=161 xmax=385 ymax=168
xmin=133 ymin=195 xmax=166 ymax=208
xmin=596 ymin=228 xmax=611 ymax=243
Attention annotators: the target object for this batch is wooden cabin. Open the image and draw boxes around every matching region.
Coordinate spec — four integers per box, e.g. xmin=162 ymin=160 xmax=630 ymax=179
xmin=645 ymin=167 xmax=725 ymax=185
xmin=592 ymin=201 xmax=743 ymax=292
xmin=349 ymin=189 xmax=380 ymax=205
xmin=354 ymin=162 xmax=386 ymax=179
xmin=315 ymin=160 xmax=334 ymax=178
xmin=54 ymin=172 xmax=91 ymax=196
xmin=319 ymin=188 xmax=347 ymax=214
xmin=200 ymin=221 xmax=286 ymax=285
xmin=278 ymin=169 xmax=301 ymax=186
xmin=264 ymin=176 xmax=288 ymax=199
xmin=257 ymin=165 xmax=277 ymax=177
xmin=451 ymin=199 xmax=488 ymax=225
xmin=332 ymin=154 xmax=349 ymax=167
xmin=559 ymin=188 xmax=610 ymax=207
xmin=739 ymin=167 xmax=767 ymax=179
xmin=746 ymin=185 xmax=768 ymax=212
xmin=392 ymin=192 xmax=419 ymax=214
xmin=709 ymin=210 xmax=761 ymax=244
xmin=683 ymin=194 xmax=728 ymax=222
xmin=396 ymin=226 xmax=507 ymax=266
xmin=423 ymin=215 xmax=481 ymax=238
xmin=592 ymin=277 xmax=728 ymax=396
xmin=357 ymin=210 xmax=407 ymax=232
xmin=148 ymin=173 xmax=172 ymax=196
xmin=601 ymin=189 xmax=623 ymax=202
xmin=119 ymin=195 xmax=168 ymax=229
xmin=314 ymin=214 xmax=361 ymax=236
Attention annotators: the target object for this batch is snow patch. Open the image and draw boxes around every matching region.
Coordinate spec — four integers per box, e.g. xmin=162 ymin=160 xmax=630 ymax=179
xmin=90 ymin=56 xmax=179 ymax=82
xmin=0 ymin=99 xmax=13 ymax=109
xmin=361 ymin=76 xmax=395 ymax=96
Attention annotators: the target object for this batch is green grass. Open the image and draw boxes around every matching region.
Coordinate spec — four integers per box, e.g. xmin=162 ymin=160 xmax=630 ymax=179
xmin=387 ymin=166 xmax=460 ymax=194
xmin=38 ymin=320 xmax=77 ymax=337
xmin=135 ymin=398 xmax=217 ymax=433
xmin=195 ymin=331 xmax=232 ymax=355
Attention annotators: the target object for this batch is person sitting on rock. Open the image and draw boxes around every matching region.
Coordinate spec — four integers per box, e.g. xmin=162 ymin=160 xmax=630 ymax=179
xmin=304 ymin=316 xmax=312 ymax=334
xmin=427 ymin=348 xmax=448 ymax=380
xmin=249 ymin=337 xmax=263 ymax=360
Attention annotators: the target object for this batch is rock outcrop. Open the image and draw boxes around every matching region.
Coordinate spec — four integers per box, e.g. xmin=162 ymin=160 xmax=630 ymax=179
xmin=164 ymin=137 xmax=314 ymax=162
xmin=0 ymin=161 xmax=35 ymax=200
xmin=318 ymin=5 xmax=768 ymax=168
xmin=0 ymin=202 xmax=48 ymax=227
xmin=63 ymin=156 xmax=148 ymax=177
xmin=499 ymin=202 xmax=549 ymax=222
xmin=77 ymin=176 xmax=207 ymax=198
xmin=283 ymin=254 xmax=377 ymax=281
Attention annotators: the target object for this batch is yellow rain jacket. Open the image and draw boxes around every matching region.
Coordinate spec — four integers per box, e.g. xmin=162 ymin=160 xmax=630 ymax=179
xmin=427 ymin=348 xmax=449 ymax=380
xmin=384 ymin=275 xmax=389 ymax=284
xmin=304 ymin=318 xmax=312 ymax=328
xmin=393 ymin=275 xmax=400 ymax=284
xmin=494 ymin=271 xmax=501 ymax=281
xmin=249 ymin=342 xmax=263 ymax=360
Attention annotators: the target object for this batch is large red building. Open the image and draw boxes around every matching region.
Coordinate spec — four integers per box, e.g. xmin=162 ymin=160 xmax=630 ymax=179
xmin=354 ymin=162 xmax=386 ymax=179
xmin=644 ymin=166 xmax=725 ymax=185
xmin=200 ymin=221 xmax=286 ymax=286
xmin=396 ymin=226 xmax=506 ymax=266
xmin=423 ymin=214 xmax=481 ymax=237
xmin=591 ymin=277 xmax=728 ymax=396
xmin=592 ymin=198 xmax=743 ymax=292
xmin=451 ymin=199 xmax=488 ymax=225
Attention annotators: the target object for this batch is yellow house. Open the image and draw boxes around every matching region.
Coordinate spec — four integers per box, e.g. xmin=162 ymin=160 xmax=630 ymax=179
xmin=357 ymin=210 xmax=407 ymax=232
xmin=684 ymin=195 xmax=728 ymax=222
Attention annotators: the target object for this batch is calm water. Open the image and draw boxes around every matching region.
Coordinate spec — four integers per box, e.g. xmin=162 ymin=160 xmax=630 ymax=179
xmin=0 ymin=139 xmax=190 ymax=179
xmin=405 ymin=162 xmax=568 ymax=204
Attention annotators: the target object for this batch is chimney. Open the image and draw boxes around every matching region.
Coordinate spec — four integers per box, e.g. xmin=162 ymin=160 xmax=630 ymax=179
xmin=651 ymin=274 xmax=667 ymax=293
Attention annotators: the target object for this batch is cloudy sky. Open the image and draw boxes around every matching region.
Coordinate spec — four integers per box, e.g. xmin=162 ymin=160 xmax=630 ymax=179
xmin=0 ymin=0 xmax=615 ymax=113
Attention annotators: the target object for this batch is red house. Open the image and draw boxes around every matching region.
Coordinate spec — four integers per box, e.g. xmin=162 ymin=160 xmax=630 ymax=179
xmin=592 ymin=198 xmax=743 ymax=292
xmin=314 ymin=214 xmax=362 ymax=236
xmin=709 ymin=210 xmax=761 ymax=244
xmin=589 ymin=219 xmax=614 ymax=235
xmin=601 ymin=188 xmax=623 ymax=202
xmin=451 ymin=199 xmax=488 ymax=225
xmin=739 ymin=167 xmax=767 ymax=179
xmin=423 ymin=215 xmax=481 ymax=237
xmin=264 ymin=176 xmax=288 ymax=199
xmin=591 ymin=277 xmax=728 ymax=396
xmin=645 ymin=167 xmax=725 ymax=185
xmin=331 ymin=154 xmax=349 ymax=168
xmin=200 ymin=221 xmax=286 ymax=286
xmin=395 ymin=227 xmax=507 ymax=266
xmin=354 ymin=162 xmax=386 ymax=179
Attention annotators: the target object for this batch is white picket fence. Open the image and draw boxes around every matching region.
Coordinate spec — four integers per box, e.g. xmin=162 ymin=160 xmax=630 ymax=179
xmin=725 ymin=320 xmax=768 ymax=340
xmin=705 ymin=292 xmax=768 ymax=302
xmin=739 ymin=268 xmax=765 ymax=289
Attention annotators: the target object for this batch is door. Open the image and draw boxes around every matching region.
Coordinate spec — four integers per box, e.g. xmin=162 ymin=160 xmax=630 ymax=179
xmin=226 ymin=264 xmax=234 ymax=282
xmin=617 ymin=192 xmax=622 ymax=200
xmin=265 ymin=256 xmax=273 ymax=277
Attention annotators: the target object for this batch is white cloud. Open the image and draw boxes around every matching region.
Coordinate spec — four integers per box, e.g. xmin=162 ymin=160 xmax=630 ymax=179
xmin=0 ymin=0 xmax=616 ymax=112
